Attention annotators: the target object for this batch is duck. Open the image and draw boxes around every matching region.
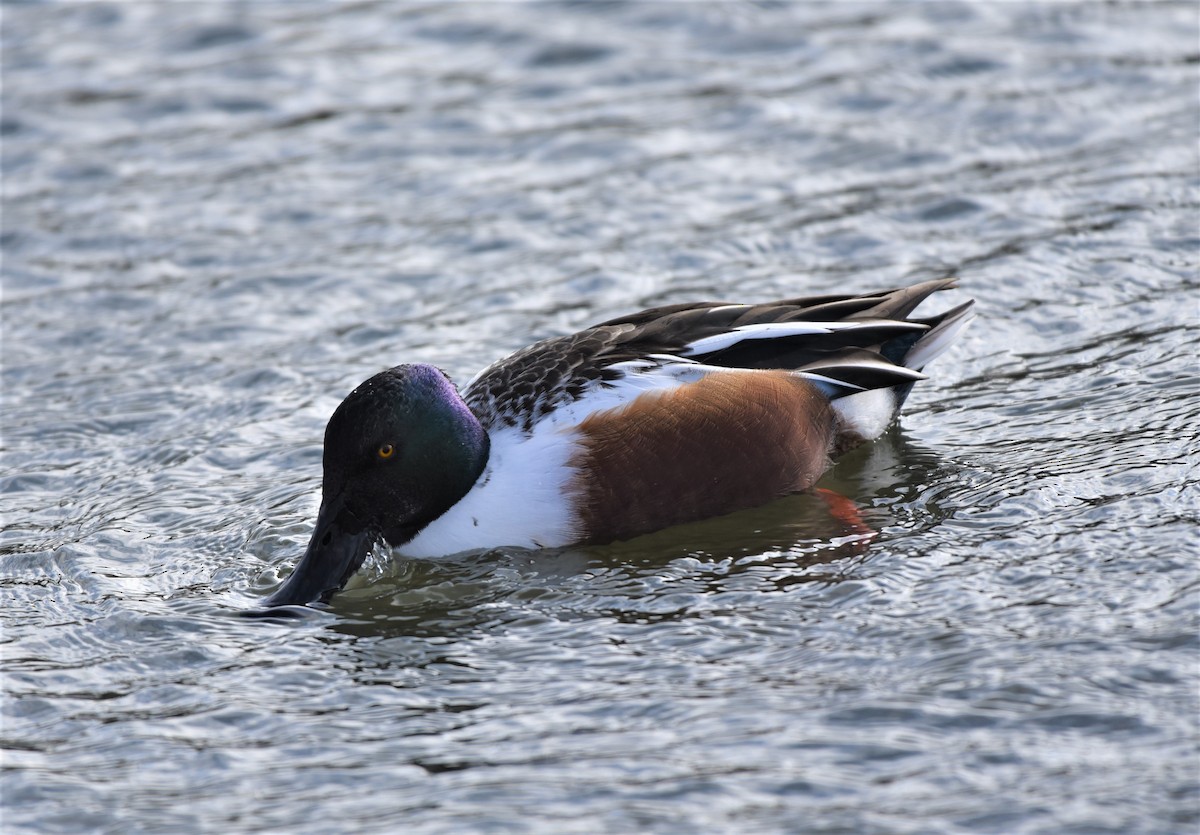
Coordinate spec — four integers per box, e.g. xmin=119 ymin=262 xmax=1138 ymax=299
xmin=264 ymin=278 xmax=974 ymax=607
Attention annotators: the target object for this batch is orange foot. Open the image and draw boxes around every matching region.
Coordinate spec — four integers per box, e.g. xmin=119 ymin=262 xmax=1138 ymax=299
xmin=814 ymin=488 xmax=877 ymax=540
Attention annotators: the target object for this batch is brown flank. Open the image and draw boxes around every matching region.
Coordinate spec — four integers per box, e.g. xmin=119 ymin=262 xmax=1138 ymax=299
xmin=568 ymin=370 xmax=836 ymax=544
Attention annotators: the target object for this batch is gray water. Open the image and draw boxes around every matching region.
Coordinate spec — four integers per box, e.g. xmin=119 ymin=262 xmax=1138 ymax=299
xmin=3 ymin=3 xmax=1198 ymax=833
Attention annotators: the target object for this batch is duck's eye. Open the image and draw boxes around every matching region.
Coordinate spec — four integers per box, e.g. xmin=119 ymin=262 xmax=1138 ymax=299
xmin=377 ymin=443 xmax=396 ymax=460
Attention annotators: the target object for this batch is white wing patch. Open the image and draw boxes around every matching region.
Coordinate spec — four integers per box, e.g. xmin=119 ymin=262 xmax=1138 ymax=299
xmin=797 ymin=372 xmax=868 ymax=393
xmin=680 ymin=319 xmax=922 ymax=357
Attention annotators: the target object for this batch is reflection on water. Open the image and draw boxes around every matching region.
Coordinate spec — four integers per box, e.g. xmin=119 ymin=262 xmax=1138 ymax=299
xmin=319 ymin=427 xmax=944 ymax=641
xmin=3 ymin=2 xmax=1197 ymax=833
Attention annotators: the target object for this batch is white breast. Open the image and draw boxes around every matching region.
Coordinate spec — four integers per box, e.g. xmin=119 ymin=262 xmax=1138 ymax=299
xmin=398 ymin=422 xmax=584 ymax=557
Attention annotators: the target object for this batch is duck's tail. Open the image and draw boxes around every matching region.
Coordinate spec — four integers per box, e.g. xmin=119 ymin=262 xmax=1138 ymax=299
xmin=594 ymin=277 xmax=974 ymax=447
xmin=821 ymin=280 xmax=975 ymax=447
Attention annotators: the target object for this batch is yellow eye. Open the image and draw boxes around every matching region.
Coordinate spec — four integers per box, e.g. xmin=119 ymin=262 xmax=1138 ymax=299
xmin=377 ymin=443 xmax=395 ymax=460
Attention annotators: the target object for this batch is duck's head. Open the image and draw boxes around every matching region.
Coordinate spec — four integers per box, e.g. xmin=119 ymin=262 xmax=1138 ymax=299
xmin=264 ymin=363 xmax=488 ymax=607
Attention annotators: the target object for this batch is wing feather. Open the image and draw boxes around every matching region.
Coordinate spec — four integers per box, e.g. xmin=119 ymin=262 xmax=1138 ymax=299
xmin=463 ymin=279 xmax=971 ymax=430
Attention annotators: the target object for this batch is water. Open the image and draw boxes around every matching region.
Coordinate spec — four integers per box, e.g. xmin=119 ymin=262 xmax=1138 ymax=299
xmin=3 ymin=3 xmax=1197 ymax=832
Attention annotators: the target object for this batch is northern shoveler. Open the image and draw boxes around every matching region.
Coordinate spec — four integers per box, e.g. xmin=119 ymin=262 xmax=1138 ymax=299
xmin=265 ymin=279 xmax=974 ymax=606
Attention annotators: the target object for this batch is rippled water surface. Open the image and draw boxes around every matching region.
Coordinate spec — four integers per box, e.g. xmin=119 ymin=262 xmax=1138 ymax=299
xmin=3 ymin=3 xmax=1198 ymax=833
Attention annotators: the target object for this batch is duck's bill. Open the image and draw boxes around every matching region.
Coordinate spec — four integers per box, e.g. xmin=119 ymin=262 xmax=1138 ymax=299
xmin=264 ymin=500 xmax=374 ymax=607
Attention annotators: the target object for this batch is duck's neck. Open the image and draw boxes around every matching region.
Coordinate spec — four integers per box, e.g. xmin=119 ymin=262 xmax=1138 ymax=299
xmin=382 ymin=371 xmax=490 ymax=547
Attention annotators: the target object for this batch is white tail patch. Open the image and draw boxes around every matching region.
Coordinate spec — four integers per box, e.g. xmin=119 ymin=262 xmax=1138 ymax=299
xmin=830 ymin=299 xmax=975 ymax=439
xmin=831 ymin=387 xmax=898 ymax=441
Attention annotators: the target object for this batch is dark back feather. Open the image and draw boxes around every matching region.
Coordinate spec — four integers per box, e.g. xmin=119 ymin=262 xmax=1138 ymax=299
xmin=463 ymin=279 xmax=965 ymax=430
